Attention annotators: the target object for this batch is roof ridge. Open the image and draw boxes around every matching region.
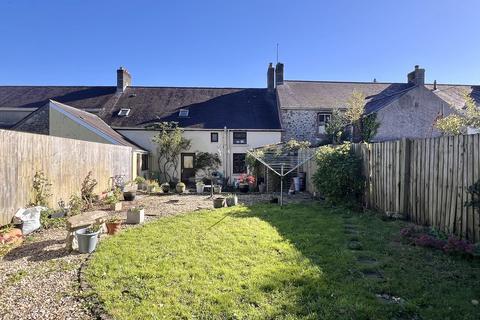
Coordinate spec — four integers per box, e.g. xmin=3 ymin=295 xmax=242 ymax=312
xmin=0 ymin=85 xmax=115 ymax=88
xmin=127 ymin=85 xmax=266 ymax=90
xmin=284 ymin=79 xmax=397 ymax=85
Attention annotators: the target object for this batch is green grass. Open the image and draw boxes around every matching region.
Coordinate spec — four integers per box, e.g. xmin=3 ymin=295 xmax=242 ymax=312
xmin=85 ymin=204 xmax=480 ymax=319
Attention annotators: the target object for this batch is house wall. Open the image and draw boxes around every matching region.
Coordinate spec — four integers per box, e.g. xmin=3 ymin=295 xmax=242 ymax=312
xmin=374 ymin=86 xmax=456 ymax=141
xmin=117 ymin=129 xmax=282 ymax=182
xmin=49 ymin=107 xmax=111 ymax=144
xmin=280 ymin=109 xmax=326 ymax=145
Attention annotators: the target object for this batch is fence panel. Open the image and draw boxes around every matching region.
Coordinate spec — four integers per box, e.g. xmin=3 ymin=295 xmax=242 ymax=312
xmin=0 ymin=129 xmax=132 ymax=226
xmin=301 ymin=134 xmax=480 ymax=241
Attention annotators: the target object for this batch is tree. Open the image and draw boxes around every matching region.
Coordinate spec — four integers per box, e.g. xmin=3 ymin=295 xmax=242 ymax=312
xmin=194 ymin=152 xmax=221 ymax=197
xmin=149 ymin=122 xmax=192 ymax=182
xmin=345 ymin=90 xmax=366 ymax=142
xmin=435 ymin=90 xmax=480 ymax=135
xmin=325 ymin=108 xmax=348 ymax=145
xmin=361 ymin=113 xmax=380 ymax=143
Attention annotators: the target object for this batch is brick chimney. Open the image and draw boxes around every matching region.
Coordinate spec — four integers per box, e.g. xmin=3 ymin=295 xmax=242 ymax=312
xmin=407 ymin=65 xmax=425 ymax=86
xmin=117 ymin=67 xmax=131 ymax=93
xmin=275 ymin=62 xmax=284 ymax=86
xmin=267 ymin=63 xmax=275 ymax=91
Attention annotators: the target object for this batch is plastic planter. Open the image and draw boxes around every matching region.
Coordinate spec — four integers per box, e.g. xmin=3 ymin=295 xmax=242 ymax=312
xmin=76 ymin=228 xmax=100 ymax=253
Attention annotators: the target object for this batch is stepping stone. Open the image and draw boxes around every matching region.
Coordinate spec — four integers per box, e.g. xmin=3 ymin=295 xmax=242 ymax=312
xmin=348 ymin=241 xmax=363 ymax=250
xmin=357 ymin=256 xmax=378 ymax=265
xmin=362 ymin=270 xmax=383 ymax=280
xmin=375 ymin=293 xmax=404 ymax=304
xmin=344 ymin=229 xmax=360 ymax=235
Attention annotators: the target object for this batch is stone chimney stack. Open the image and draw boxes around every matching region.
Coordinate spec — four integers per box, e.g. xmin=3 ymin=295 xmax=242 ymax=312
xmin=275 ymin=62 xmax=284 ymax=86
xmin=267 ymin=63 xmax=275 ymax=91
xmin=117 ymin=67 xmax=131 ymax=93
xmin=407 ymin=65 xmax=425 ymax=86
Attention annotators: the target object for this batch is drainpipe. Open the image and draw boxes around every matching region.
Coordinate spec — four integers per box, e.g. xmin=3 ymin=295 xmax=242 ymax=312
xmin=224 ymin=126 xmax=228 ymax=180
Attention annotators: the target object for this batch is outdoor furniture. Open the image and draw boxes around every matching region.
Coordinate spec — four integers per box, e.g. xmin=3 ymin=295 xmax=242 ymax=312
xmin=65 ymin=210 xmax=107 ymax=251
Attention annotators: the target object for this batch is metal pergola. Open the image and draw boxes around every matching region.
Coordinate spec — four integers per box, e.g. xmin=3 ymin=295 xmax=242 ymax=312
xmin=246 ymin=149 xmax=315 ymax=206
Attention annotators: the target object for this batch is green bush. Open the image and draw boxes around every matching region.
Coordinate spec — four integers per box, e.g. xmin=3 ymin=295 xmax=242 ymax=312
xmin=313 ymin=143 xmax=364 ymax=205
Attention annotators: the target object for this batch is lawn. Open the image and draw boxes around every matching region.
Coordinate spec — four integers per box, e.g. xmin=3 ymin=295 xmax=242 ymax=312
xmin=85 ymin=204 xmax=480 ymax=319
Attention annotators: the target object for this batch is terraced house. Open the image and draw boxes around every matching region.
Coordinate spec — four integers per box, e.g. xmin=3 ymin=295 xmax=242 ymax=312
xmin=1 ymin=64 xmax=479 ymax=181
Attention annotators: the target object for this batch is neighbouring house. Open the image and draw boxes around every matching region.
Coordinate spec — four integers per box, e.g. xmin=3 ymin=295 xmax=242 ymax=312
xmin=12 ymin=100 xmax=148 ymax=178
xmin=273 ymin=63 xmax=480 ymax=144
xmin=0 ymin=67 xmax=282 ymax=184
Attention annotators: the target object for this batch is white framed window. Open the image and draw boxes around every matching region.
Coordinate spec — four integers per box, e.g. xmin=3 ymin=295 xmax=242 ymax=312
xmin=317 ymin=113 xmax=331 ymax=134
xmin=178 ymin=109 xmax=189 ymax=117
xmin=117 ymin=108 xmax=131 ymax=117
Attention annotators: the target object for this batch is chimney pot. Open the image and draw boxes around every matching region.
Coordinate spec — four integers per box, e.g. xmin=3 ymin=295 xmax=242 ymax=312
xmin=117 ymin=67 xmax=131 ymax=93
xmin=433 ymin=80 xmax=437 ymax=90
xmin=267 ymin=63 xmax=275 ymax=91
xmin=275 ymin=62 xmax=284 ymax=86
xmin=407 ymin=65 xmax=425 ymax=86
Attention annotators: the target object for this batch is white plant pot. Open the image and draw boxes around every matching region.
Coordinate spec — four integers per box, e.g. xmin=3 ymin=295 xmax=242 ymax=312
xmin=196 ymin=185 xmax=205 ymax=193
xmin=127 ymin=209 xmax=145 ymax=224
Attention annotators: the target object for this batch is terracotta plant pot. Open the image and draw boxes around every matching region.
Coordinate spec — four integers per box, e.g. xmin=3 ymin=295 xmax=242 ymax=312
xmin=106 ymin=222 xmax=122 ymax=235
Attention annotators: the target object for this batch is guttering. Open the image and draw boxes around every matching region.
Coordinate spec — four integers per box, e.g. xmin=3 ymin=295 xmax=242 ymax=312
xmin=112 ymin=126 xmax=284 ymax=132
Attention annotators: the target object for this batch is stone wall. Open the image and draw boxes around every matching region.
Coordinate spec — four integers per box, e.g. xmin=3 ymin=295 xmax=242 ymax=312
xmin=280 ymin=109 xmax=327 ymax=145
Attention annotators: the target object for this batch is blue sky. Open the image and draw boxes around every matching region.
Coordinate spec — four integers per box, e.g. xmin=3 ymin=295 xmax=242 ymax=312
xmin=0 ymin=0 xmax=479 ymax=87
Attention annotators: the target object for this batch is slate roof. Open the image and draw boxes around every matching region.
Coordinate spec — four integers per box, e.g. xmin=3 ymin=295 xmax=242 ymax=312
xmin=0 ymin=86 xmax=118 ymax=111
xmin=13 ymin=100 xmax=145 ymax=152
xmin=277 ymin=80 xmax=480 ymax=114
xmin=101 ymin=87 xmax=281 ymax=130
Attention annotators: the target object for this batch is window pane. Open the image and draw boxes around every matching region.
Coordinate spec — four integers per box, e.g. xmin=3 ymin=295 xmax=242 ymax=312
xmin=183 ymin=155 xmax=194 ymax=169
xmin=233 ymin=132 xmax=247 ymax=144
xmin=233 ymin=153 xmax=246 ymax=174
xmin=141 ymin=154 xmax=149 ymax=170
xmin=211 ymin=132 xmax=218 ymax=142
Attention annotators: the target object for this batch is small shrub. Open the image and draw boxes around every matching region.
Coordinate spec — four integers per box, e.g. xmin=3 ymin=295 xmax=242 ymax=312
xmin=31 ymin=171 xmax=52 ymax=206
xmin=134 ymin=176 xmax=146 ymax=185
xmin=81 ymin=171 xmax=98 ymax=209
xmin=40 ymin=209 xmax=66 ymax=229
xmin=443 ymin=236 xmax=475 ymax=255
xmin=68 ymin=194 xmax=83 ymax=216
xmin=313 ymin=143 xmax=364 ymax=205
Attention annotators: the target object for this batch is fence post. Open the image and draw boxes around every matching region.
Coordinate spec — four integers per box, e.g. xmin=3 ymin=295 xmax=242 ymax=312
xmin=400 ymin=138 xmax=412 ymax=216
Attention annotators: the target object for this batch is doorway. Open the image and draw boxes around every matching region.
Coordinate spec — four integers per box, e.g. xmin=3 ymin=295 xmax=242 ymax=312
xmin=181 ymin=153 xmax=195 ymax=185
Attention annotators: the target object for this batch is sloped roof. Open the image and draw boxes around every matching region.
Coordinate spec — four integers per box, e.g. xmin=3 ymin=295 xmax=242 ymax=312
xmin=13 ymin=100 xmax=145 ymax=152
xmin=426 ymin=84 xmax=480 ymax=110
xmin=277 ymin=80 xmax=480 ymax=114
xmin=0 ymin=86 xmax=118 ymax=111
xmin=101 ymin=86 xmax=281 ymax=130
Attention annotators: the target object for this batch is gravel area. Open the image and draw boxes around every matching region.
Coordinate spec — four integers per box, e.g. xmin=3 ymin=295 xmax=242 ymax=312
xmin=0 ymin=192 xmax=313 ymax=319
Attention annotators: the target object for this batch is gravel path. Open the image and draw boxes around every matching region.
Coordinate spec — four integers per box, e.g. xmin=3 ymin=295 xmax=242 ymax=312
xmin=0 ymin=192 xmax=312 ymax=319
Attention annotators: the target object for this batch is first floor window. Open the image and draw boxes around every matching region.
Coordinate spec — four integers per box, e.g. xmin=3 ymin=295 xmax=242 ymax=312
xmin=233 ymin=153 xmax=246 ymax=174
xmin=233 ymin=131 xmax=247 ymax=144
xmin=318 ymin=113 xmax=331 ymax=134
xmin=141 ymin=154 xmax=149 ymax=171
xmin=211 ymin=132 xmax=219 ymax=142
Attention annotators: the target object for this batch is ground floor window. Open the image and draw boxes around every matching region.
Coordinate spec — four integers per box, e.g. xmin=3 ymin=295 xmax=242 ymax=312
xmin=141 ymin=154 xmax=149 ymax=171
xmin=232 ymin=153 xmax=246 ymax=174
xmin=317 ymin=113 xmax=332 ymax=134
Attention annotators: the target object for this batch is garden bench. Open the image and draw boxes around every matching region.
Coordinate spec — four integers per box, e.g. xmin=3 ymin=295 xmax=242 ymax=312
xmin=66 ymin=210 xmax=107 ymax=251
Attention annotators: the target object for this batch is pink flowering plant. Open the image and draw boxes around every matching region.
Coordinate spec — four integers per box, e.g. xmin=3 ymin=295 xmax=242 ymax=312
xmin=400 ymin=225 xmax=479 ymax=257
xmin=238 ymin=174 xmax=255 ymax=185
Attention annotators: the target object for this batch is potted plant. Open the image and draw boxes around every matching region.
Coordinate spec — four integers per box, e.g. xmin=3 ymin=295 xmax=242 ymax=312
xmin=176 ymin=182 xmax=186 ymax=193
xmin=213 ymin=197 xmax=226 ymax=208
xmin=135 ymin=176 xmax=147 ymax=191
xmin=196 ymin=181 xmax=205 ymax=193
xmin=213 ymin=185 xmax=222 ymax=194
xmin=76 ymin=222 xmax=102 ymax=253
xmin=238 ymin=174 xmax=255 ymax=193
xmin=146 ymin=180 xmax=159 ymax=193
xmin=105 ymin=216 xmax=122 ymax=235
xmin=126 ymin=206 xmax=145 ymax=224
xmin=226 ymin=194 xmax=238 ymax=207
xmin=123 ymin=181 xmax=137 ymax=201
xmin=105 ymin=193 xmax=122 ymax=211
xmin=161 ymin=182 xmax=170 ymax=193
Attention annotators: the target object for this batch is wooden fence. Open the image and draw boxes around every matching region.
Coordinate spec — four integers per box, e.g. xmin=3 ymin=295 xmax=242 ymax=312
xmin=0 ymin=129 xmax=132 ymax=226
xmin=301 ymin=134 xmax=480 ymax=241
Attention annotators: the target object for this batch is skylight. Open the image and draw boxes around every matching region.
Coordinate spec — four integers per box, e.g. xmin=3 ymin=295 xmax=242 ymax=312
xmin=178 ymin=109 xmax=189 ymax=117
xmin=118 ymin=108 xmax=131 ymax=117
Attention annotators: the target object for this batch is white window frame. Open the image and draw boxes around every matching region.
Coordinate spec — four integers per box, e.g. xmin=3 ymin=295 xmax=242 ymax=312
xmin=317 ymin=113 xmax=331 ymax=134
xmin=118 ymin=108 xmax=131 ymax=117
xmin=178 ymin=109 xmax=189 ymax=117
